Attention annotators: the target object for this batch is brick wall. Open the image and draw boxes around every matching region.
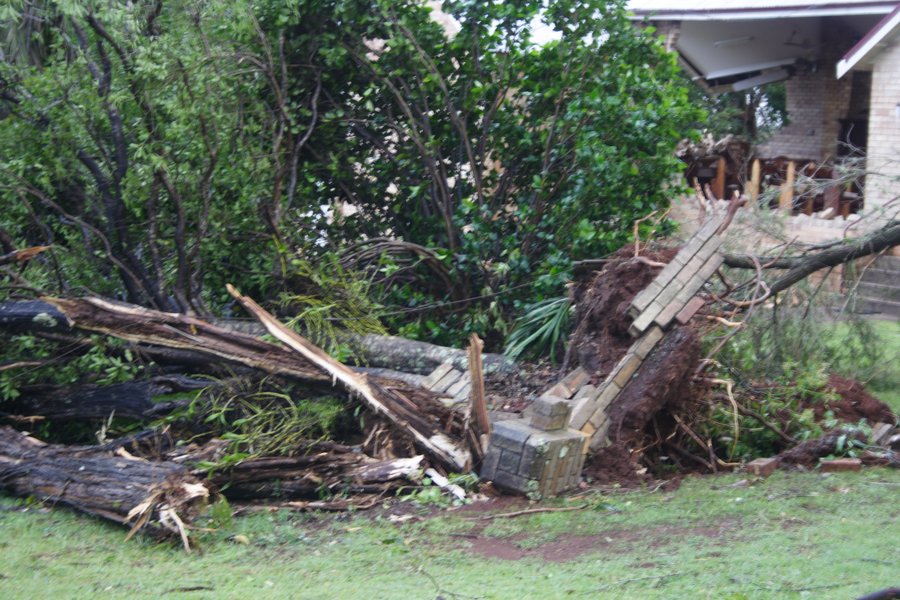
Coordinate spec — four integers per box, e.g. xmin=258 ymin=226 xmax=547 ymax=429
xmin=757 ymin=73 xmax=826 ymax=160
xmin=865 ymin=40 xmax=900 ymax=212
xmin=757 ymin=18 xmax=860 ymax=162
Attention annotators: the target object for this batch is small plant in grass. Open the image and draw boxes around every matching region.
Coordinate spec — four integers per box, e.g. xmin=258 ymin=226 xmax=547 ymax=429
xmin=206 ymin=497 xmax=234 ymax=530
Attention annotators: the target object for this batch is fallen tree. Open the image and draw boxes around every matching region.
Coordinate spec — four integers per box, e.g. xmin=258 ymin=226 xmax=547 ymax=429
xmin=0 ymin=425 xmax=430 ymax=546
xmin=0 ymin=426 xmax=211 ymax=549
xmin=226 ymin=284 xmax=474 ymax=472
xmin=2 ymin=376 xmax=206 ymax=423
xmin=0 ymin=300 xmax=514 ymax=377
xmin=0 ymin=295 xmax=476 ymax=473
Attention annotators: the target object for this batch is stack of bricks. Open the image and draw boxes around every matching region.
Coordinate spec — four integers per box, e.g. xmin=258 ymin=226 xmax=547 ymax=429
xmin=480 ymin=396 xmax=586 ymax=497
xmin=627 ymin=214 xmax=725 ymax=337
xmin=421 ymin=361 xmax=472 ymax=406
xmin=568 ymin=325 xmax=666 ymax=450
xmin=481 ymin=215 xmax=730 ymax=488
xmin=528 ymin=215 xmax=729 ymax=451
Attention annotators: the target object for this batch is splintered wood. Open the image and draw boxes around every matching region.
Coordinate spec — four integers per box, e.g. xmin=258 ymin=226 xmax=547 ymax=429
xmin=226 ymin=284 xmax=473 ymax=472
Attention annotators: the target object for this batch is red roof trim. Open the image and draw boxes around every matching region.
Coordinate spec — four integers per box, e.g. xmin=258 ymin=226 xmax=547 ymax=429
xmin=840 ymin=3 xmax=900 ymax=64
xmin=630 ymin=1 xmax=897 ymax=17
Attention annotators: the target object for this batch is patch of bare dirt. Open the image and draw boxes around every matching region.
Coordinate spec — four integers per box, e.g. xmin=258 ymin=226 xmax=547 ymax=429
xmin=568 ymin=245 xmax=679 ymax=375
xmin=462 ymin=521 xmax=740 ymax=563
xmin=818 ymin=374 xmax=895 ymax=424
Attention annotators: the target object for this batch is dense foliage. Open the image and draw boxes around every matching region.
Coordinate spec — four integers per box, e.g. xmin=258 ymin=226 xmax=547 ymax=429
xmin=1 ymin=0 xmax=703 ymax=347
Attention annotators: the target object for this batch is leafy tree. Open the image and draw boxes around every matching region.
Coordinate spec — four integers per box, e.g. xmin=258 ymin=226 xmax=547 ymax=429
xmin=1 ymin=0 xmax=702 ymax=348
xmin=278 ymin=0 xmax=705 ymax=343
xmin=0 ymin=0 xmax=326 ymax=312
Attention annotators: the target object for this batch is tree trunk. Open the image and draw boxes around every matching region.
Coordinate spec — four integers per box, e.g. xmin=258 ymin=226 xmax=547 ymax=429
xmin=721 ymin=221 xmax=899 ymax=286
xmin=1 ymin=301 xmax=516 ymax=377
xmin=0 ymin=426 xmax=211 ymax=543
xmin=343 ymin=333 xmax=516 ymax=375
xmin=208 ymin=449 xmax=423 ymax=500
xmin=5 ymin=376 xmax=207 ymax=422
xmin=209 ymin=317 xmax=517 ymax=375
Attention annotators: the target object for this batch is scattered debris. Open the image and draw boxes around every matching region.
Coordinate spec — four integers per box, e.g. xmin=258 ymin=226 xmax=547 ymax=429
xmin=746 ymin=457 xmax=779 ymax=477
xmin=0 ymin=208 xmax=896 ymax=544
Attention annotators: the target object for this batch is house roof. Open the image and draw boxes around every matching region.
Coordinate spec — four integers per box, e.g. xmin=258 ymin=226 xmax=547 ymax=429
xmin=836 ymin=3 xmax=900 ymax=77
xmin=625 ymin=1 xmax=896 ymax=92
xmin=627 ymin=1 xmax=897 ymax=21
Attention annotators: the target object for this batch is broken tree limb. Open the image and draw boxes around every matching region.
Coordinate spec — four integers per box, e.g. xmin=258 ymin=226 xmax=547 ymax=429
xmin=0 ymin=426 xmax=211 ymax=544
xmin=205 ymin=447 xmax=424 ymax=500
xmin=0 ymin=245 xmax=51 ymax=267
xmin=340 ymin=333 xmax=516 ymax=375
xmin=0 ymin=300 xmax=70 ymax=334
xmin=776 ymin=428 xmax=867 ymax=467
xmin=5 ymin=376 xmax=207 ymax=422
xmin=1 ymin=300 xmax=515 ymax=378
xmin=721 ymin=220 xmax=899 ymax=273
xmin=226 ymin=284 xmax=472 ymax=472
xmin=766 ymin=222 xmax=899 ymax=296
xmin=467 ymin=334 xmax=490 ymax=437
xmin=33 ymin=296 xmax=330 ymax=383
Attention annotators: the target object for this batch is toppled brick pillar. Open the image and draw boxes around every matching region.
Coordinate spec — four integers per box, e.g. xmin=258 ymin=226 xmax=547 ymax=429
xmin=530 ymin=395 xmax=571 ymax=431
xmin=480 ymin=397 xmax=587 ymax=497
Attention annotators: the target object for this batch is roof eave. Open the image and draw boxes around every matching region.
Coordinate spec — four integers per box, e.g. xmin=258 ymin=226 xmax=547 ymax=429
xmin=836 ymin=5 xmax=900 ymax=78
xmin=630 ymin=3 xmax=896 ymax=22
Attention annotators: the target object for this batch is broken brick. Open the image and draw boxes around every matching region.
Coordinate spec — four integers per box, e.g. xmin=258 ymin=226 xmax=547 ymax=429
xmin=819 ymin=458 xmax=862 ymax=472
xmin=746 ymin=457 xmax=778 ymax=477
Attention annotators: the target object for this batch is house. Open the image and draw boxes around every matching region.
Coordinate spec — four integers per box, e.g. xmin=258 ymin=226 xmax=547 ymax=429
xmin=627 ymin=1 xmax=899 ymax=223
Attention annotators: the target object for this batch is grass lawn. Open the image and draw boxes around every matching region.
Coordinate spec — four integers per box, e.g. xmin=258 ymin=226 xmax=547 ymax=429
xmin=1 ymin=468 xmax=898 ymax=599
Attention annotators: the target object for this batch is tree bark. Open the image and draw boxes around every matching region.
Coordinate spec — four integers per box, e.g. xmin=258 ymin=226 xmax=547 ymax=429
xmin=343 ymin=333 xmax=516 ymax=375
xmin=208 ymin=449 xmax=423 ymax=500
xmin=721 ymin=221 xmax=899 ymax=282
xmin=776 ymin=428 xmax=867 ymax=467
xmin=4 ymin=376 xmax=207 ymax=422
xmin=0 ymin=426 xmax=210 ymax=542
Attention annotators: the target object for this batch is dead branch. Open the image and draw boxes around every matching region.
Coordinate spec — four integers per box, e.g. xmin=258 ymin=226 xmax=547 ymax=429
xmin=0 ymin=245 xmax=51 ymax=267
xmin=721 ymin=221 xmax=899 ymax=276
xmin=226 ymin=284 xmax=473 ymax=472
